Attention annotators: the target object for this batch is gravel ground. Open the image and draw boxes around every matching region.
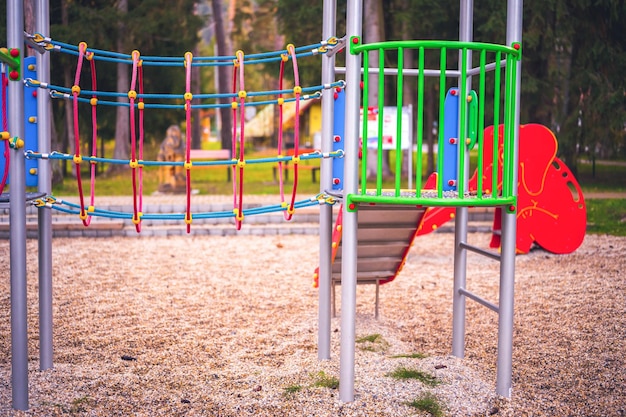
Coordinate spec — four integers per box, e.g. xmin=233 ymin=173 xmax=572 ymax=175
xmin=0 ymin=231 xmax=624 ymax=416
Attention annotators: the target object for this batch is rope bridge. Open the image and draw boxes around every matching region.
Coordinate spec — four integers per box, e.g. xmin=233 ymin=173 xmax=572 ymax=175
xmin=17 ymin=34 xmax=346 ymax=233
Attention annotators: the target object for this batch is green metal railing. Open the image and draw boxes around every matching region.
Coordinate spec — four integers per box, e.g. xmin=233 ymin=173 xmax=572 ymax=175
xmin=348 ymin=38 xmax=521 ymax=208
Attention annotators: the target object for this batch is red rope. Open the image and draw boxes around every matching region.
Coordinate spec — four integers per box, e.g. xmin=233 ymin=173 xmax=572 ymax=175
xmin=184 ymin=52 xmax=193 ymax=233
xmin=285 ymin=44 xmax=301 ymax=221
xmin=73 ymin=42 xmax=88 ymax=225
xmin=277 ymin=53 xmax=287 ymax=214
xmin=231 ymin=51 xmax=246 ymax=230
xmin=85 ymin=52 xmax=98 ymax=226
xmin=0 ymin=70 xmax=9 ymax=194
xmin=129 ymin=50 xmax=141 ymax=232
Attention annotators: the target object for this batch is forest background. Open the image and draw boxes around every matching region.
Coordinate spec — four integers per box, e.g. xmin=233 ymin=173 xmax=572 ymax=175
xmin=1 ymin=0 xmax=624 ymax=185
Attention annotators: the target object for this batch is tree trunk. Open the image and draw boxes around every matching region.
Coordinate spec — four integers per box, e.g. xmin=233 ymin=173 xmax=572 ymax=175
xmin=212 ymin=0 xmax=233 ymax=154
xmin=111 ymin=0 xmax=130 ymax=172
xmin=364 ymin=0 xmax=391 ymax=178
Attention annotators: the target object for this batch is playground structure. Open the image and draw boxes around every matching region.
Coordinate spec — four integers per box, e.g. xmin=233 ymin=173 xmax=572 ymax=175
xmin=1 ymin=0 xmax=586 ymax=411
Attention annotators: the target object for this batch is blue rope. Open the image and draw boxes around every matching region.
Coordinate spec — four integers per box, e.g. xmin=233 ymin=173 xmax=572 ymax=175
xmin=42 ymin=195 xmax=330 ymax=221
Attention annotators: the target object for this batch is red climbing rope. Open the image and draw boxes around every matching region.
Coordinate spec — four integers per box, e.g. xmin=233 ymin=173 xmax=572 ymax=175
xmin=0 ymin=69 xmax=9 ymax=194
xmin=86 ymin=50 xmax=98 ymax=224
xmin=129 ymin=50 xmax=142 ymax=232
xmin=184 ymin=51 xmax=193 ymax=233
xmin=72 ymin=42 xmax=90 ymax=225
xmin=232 ymin=50 xmax=246 ymax=230
xmin=285 ymin=44 xmax=301 ymax=220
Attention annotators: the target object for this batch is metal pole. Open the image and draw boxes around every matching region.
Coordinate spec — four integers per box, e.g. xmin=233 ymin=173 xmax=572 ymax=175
xmin=338 ymin=0 xmax=362 ymax=403
xmin=36 ymin=0 xmax=54 ymax=372
xmin=451 ymin=0 xmax=473 ymax=358
xmin=318 ymin=0 xmax=337 ymax=361
xmin=496 ymin=0 xmax=523 ymax=398
xmin=8 ymin=0 xmax=29 ymax=410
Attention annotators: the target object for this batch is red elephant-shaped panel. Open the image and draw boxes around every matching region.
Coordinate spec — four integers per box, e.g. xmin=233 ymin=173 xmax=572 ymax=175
xmin=418 ymin=124 xmax=586 ymax=254
xmin=482 ymin=124 xmax=586 ymax=254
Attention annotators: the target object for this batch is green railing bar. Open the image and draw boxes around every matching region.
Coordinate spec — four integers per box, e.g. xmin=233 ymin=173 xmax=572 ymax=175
xmin=395 ymin=47 xmax=404 ymax=196
xmin=458 ymin=48 xmax=468 ymax=199
xmin=347 ymin=193 xmax=517 ymax=208
xmin=415 ymin=46 xmax=425 ymax=192
xmin=361 ymin=52 xmax=370 ymax=195
xmin=350 ymin=39 xmax=521 ymax=60
xmin=437 ymin=48 xmax=447 ymax=199
xmin=476 ymin=49 xmax=487 ymax=198
xmin=377 ymin=49 xmax=385 ymax=195
xmin=492 ymin=51 xmax=502 ymax=198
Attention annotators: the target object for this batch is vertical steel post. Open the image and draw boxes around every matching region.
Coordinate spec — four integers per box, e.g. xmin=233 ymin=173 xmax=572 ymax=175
xmin=338 ymin=0 xmax=362 ymax=403
xmin=451 ymin=0 xmax=474 ymax=358
xmin=318 ymin=0 xmax=337 ymax=361
xmin=36 ymin=0 xmax=54 ymax=372
xmin=496 ymin=0 xmax=522 ymax=398
xmin=8 ymin=0 xmax=29 ymax=410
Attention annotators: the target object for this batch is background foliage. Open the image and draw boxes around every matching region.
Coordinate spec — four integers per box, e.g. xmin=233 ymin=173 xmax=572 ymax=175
xmin=1 ymin=0 xmax=624 ymax=176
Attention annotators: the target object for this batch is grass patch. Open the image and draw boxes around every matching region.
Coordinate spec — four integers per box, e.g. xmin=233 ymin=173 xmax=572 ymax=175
xmin=283 ymin=384 xmax=303 ymax=395
xmin=387 ymin=367 xmax=440 ymax=387
xmin=405 ymin=392 xmax=445 ymax=417
xmin=311 ymin=371 xmax=339 ymax=390
xmin=389 ymin=352 xmax=427 ymax=359
xmin=356 ymin=333 xmax=390 ymax=352
xmin=585 ymin=199 xmax=626 ymax=236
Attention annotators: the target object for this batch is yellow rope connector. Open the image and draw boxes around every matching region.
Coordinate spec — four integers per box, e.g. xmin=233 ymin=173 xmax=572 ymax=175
xmin=78 ymin=41 xmax=88 ymax=52
xmin=291 ymin=155 xmax=300 ymax=164
xmin=238 ymin=90 xmax=247 ymax=99
xmin=286 ymin=43 xmax=295 ymax=53
xmin=0 ymin=131 xmax=9 ymax=140
xmin=277 ymin=98 xmax=284 ymax=106
xmin=281 ymin=202 xmax=288 ymax=209
xmin=281 ymin=53 xmax=289 ymax=62
xmin=184 ymin=92 xmax=193 ymax=101
xmin=236 ymin=160 xmax=246 ymax=168
xmin=233 ymin=208 xmax=244 ymax=221
xmin=132 ymin=212 xmax=143 ymax=225
xmin=293 ymin=86 xmax=302 ymax=95
xmin=231 ymin=101 xmax=238 ymax=109
xmin=132 ymin=50 xmax=140 ymax=61
xmin=73 ymin=154 xmax=82 ymax=164
xmin=90 ymin=98 xmax=98 ymax=106
xmin=71 ymin=85 xmax=81 ymax=95
xmin=185 ymin=213 xmax=193 ymax=225
xmin=184 ymin=51 xmax=193 ymax=67
xmin=184 ymin=161 xmax=192 ymax=170
xmin=129 ymin=159 xmax=139 ymax=169
xmin=86 ymin=52 xmax=95 ymax=61
xmin=138 ymin=102 xmax=144 ymax=110
xmin=79 ymin=210 xmax=88 ymax=220
xmin=87 ymin=205 xmax=95 ymax=213
xmin=128 ymin=90 xmax=137 ymax=100
xmin=287 ymin=206 xmax=295 ymax=215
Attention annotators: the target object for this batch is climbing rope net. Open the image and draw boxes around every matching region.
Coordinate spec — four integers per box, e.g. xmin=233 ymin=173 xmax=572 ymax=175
xmin=11 ymin=33 xmax=346 ymax=233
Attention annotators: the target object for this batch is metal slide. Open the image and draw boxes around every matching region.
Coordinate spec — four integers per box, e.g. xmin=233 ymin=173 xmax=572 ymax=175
xmin=320 ymin=203 xmax=426 ymax=318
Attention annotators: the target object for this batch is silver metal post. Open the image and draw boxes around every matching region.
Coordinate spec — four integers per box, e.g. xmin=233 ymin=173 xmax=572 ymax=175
xmin=36 ymin=0 xmax=54 ymax=371
xmin=496 ymin=0 xmax=523 ymax=398
xmin=338 ymin=0 xmax=362 ymax=403
xmin=451 ymin=0 xmax=473 ymax=358
xmin=8 ymin=0 xmax=29 ymax=410
xmin=318 ymin=0 xmax=336 ymax=361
